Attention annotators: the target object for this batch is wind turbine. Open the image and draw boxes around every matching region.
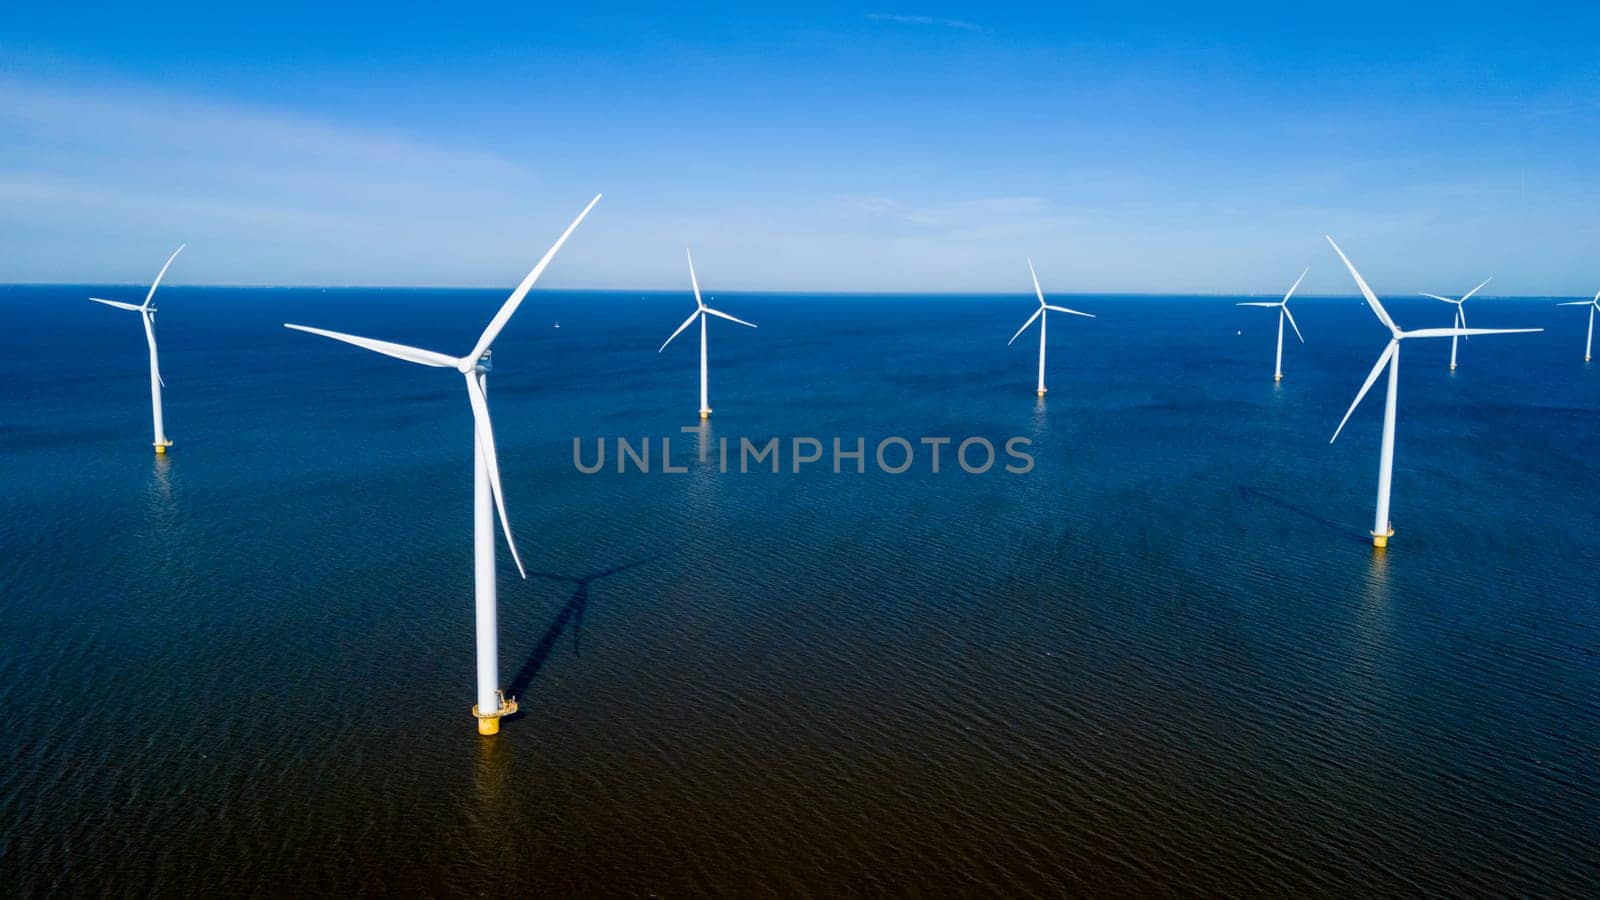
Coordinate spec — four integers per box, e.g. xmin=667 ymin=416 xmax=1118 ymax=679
xmin=1237 ymin=268 xmax=1308 ymax=382
xmin=1557 ymin=291 xmax=1600 ymax=362
xmin=89 ymin=245 xmax=185 ymax=453
xmin=659 ymin=250 xmax=756 ymax=419
xmin=1325 ymin=236 xmax=1540 ymax=549
xmin=284 ymin=194 xmax=600 ymax=735
xmin=1009 ymin=259 xmax=1094 ymax=396
xmin=1419 ymin=277 xmax=1492 ymax=370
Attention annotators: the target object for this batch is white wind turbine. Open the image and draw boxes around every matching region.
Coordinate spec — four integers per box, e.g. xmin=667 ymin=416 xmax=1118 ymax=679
xmin=284 ymin=194 xmax=600 ymax=735
xmin=659 ymin=249 xmax=756 ymax=419
xmin=1326 ymin=236 xmax=1540 ymax=549
xmin=1237 ymin=268 xmax=1307 ymax=382
xmin=90 ymin=245 xmax=185 ymax=453
xmin=1009 ymin=259 xmax=1094 ymax=396
xmin=1419 ymin=276 xmax=1492 ymax=370
xmin=1557 ymin=290 xmax=1600 ymax=362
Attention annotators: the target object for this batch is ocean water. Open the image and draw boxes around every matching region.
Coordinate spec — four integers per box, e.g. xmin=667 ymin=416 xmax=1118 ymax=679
xmin=1 ymin=284 xmax=1596 ymax=896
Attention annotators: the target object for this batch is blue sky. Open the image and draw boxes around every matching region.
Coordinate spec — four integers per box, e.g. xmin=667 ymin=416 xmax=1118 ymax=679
xmin=2 ymin=3 xmax=1597 ymax=294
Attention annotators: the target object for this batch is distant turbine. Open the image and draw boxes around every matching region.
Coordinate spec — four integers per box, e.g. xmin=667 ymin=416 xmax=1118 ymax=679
xmin=1237 ymin=268 xmax=1308 ymax=382
xmin=1556 ymin=290 xmax=1600 ymax=362
xmin=1325 ymin=237 xmax=1540 ymax=549
xmin=284 ymin=194 xmax=600 ymax=734
xmin=659 ymin=250 xmax=756 ymax=419
xmin=1419 ymin=276 xmax=1492 ymax=370
xmin=89 ymin=245 xmax=185 ymax=453
xmin=1009 ymin=259 xmax=1094 ymax=396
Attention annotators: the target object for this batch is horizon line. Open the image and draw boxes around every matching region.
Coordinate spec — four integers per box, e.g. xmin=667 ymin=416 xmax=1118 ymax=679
xmin=0 ymin=282 xmax=1586 ymax=300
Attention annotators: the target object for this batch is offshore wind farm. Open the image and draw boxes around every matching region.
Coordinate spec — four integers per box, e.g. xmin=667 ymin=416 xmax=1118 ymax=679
xmin=5 ymin=276 xmax=1597 ymax=895
xmin=4 ymin=3 xmax=1599 ymax=897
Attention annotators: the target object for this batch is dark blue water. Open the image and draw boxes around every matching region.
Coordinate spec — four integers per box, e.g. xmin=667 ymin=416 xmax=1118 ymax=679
xmin=2 ymin=285 xmax=1596 ymax=895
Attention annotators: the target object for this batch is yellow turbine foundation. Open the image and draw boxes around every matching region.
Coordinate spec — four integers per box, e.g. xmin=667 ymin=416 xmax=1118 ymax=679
xmin=154 ymin=440 xmax=172 ymax=455
xmin=699 ymin=408 xmax=711 ymax=419
xmin=1274 ymin=373 xmax=1282 ymax=382
xmin=1036 ymin=388 xmax=1047 ymax=396
xmin=1371 ymin=524 xmax=1395 ymax=549
xmin=472 ymin=693 xmax=518 ymax=736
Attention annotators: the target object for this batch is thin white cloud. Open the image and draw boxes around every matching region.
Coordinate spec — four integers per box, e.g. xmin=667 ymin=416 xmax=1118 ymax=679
xmin=866 ymin=13 xmax=987 ymax=33
xmin=0 ymin=76 xmax=606 ymax=286
xmin=836 ymin=193 xmax=1052 ymax=229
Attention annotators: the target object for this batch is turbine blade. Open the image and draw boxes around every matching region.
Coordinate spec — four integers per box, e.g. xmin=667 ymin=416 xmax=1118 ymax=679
xmin=90 ymin=298 xmax=144 ymax=311
xmin=1557 ymin=301 xmax=1592 ymax=306
xmin=1008 ymin=308 xmax=1043 ymax=346
xmin=1459 ymin=276 xmax=1492 ymax=302
xmin=1027 ymin=258 xmax=1047 ymax=307
xmin=1237 ymin=302 xmax=1280 ymax=307
xmin=659 ymin=309 xmax=700 ymax=352
xmin=687 ymin=249 xmax=704 ymax=310
xmin=1457 ymin=304 xmax=1467 ymax=336
xmin=1419 ymin=293 xmax=1457 ymax=304
xmin=467 ymin=193 xmax=601 ymax=363
xmin=1325 ymin=236 xmax=1397 ymax=333
xmin=284 ymin=324 xmax=459 ymax=367
xmin=704 ymin=307 xmax=757 ymax=328
xmin=1282 ymin=267 xmax=1309 ymax=303
xmin=1282 ymin=305 xmax=1305 ymax=343
xmin=1331 ymin=342 xmax=1397 ymax=444
xmin=1400 ymin=327 xmax=1541 ymax=339
xmin=465 ymin=373 xmax=526 ymax=579
xmin=1044 ymin=304 xmax=1094 ymax=318
xmin=143 ymin=244 xmax=185 ymax=309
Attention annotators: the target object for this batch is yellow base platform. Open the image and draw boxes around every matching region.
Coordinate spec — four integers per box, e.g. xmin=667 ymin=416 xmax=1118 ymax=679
xmin=1036 ymin=389 xmax=1047 ymax=396
xmin=1274 ymin=373 xmax=1282 ymax=382
xmin=154 ymin=441 xmax=173 ymax=455
xmin=1371 ymin=525 xmax=1395 ymax=549
xmin=699 ymin=409 xmax=711 ymax=419
xmin=472 ymin=692 xmax=518 ymax=736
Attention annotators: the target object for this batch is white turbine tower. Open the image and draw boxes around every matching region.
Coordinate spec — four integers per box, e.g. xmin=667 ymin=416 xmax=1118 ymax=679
xmin=1325 ymin=236 xmax=1540 ymax=549
xmin=1237 ymin=268 xmax=1307 ymax=382
xmin=1010 ymin=259 xmax=1094 ymax=396
xmin=90 ymin=245 xmax=185 ymax=453
xmin=1557 ymin=290 xmax=1600 ymax=362
xmin=659 ymin=249 xmax=756 ymax=419
xmin=1419 ymin=277 xmax=1492 ymax=370
xmin=284 ymin=194 xmax=600 ymax=735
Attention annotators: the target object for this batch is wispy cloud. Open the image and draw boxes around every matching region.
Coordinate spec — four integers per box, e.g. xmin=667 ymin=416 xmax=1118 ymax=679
xmin=866 ymin=13 xmax=987 ymax=33
xmin=0 ymin=77 xmax=612 ymax=286
xmin=836 ymin=194 xmax=1053 ymax=230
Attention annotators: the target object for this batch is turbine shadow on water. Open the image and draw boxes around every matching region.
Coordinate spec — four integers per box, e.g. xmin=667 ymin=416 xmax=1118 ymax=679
xmin=1236 ymin=485 xmax=1370 ymax=547
xmin=505 ymin=556 xmax=661 ymax=700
